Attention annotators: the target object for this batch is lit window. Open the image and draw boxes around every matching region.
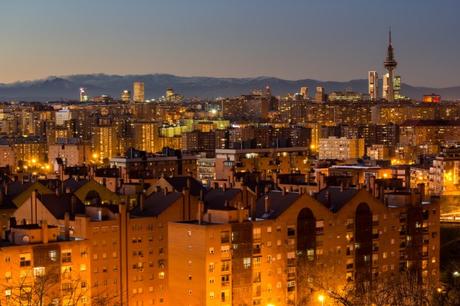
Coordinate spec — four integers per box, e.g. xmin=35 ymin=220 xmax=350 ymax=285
xmin=33 ymin=267 xmax=45 ymax=277
xmin=243 ymin=257 xmax=251 ymax=269
xmin=19 ymin=253 xmax=31 ymax=267
xmin=62 ymin=250 xmax=72 ymax=263
xmin=48 ymin=250 xmax=57 ymax=262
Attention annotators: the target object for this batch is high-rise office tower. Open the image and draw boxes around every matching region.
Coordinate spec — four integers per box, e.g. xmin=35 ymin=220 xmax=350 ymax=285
xmin=300 ymin=86 xmax=309 ymax=99
xmin=79 ymin=87 xmax=89 ymax=102
xmin=315 ymin=86 xmax=325 ymax=102
xmin=121 ymin=89 xmax=131 ymax=102
xmin=382 ymin=74 xmax=401 ymax=100
xmin=383 ymin=29 xmax=398 ymax=102
xmin=133 ymin=81 xmax=145 ymax=103
xmin=382 ymin=73 xmax=389 ymax=100
xmin=394 ymin=75 xmax=401 ymax=99
xmin=368 ymin=71 xmax=379 ymax=100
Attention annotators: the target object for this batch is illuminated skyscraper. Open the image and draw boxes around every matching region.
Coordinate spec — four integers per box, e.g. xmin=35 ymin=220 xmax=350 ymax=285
xmin=92 ymin=118 xmax=120 ymax=160
xmin=314 ymin=86 xmax=325 ymax=102
xmin=165 ymin=88 xmax=175 ymax=99
xmin=133 ymin=81 xmax=145 ymax=103
xmin=383 ymin=73 xmax=401 ymax=100
xmin=394 ymin=75 xmax=401 ymax=99
xmin=368 ymin=71 xmax=379 ymax=100
xmin=132 ymin=121 xmax=159 ymax=153
xmin=300 ymin=86 xmax=309 ymax=99
xmin=120 ymin=89 xmax=131 ymax=102
xmin=79 ymin=87 xmax=89 ymax=102
xmin=383 ymin=29 xmax=398 ymax=102
xmin=382 ymin=73 xmax=389 ymax=100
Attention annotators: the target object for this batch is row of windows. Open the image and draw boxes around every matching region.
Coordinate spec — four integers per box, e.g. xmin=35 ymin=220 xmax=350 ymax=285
xmin=17 ymin=249 xmax=74 ymax=267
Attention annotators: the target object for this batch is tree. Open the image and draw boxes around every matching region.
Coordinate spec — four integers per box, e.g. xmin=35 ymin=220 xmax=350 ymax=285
xmin=297 ymin=262 xmax=439 ymax=306
xmin=0 ymin=267 xmax=91 ymax=306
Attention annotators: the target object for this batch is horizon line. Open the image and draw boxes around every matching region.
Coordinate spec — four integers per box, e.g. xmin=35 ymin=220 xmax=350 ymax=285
xmin=0 ymin=72 xmax=458 ymax=89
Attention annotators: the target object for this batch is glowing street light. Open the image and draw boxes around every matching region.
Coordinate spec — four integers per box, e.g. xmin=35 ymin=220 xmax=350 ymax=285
xmin=318 ymin=294 xmax=325 ymax=306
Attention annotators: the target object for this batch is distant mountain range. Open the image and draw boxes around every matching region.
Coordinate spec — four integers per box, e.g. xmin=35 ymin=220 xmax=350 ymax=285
xmin=0 ymin=73 xmax=459 ymax=101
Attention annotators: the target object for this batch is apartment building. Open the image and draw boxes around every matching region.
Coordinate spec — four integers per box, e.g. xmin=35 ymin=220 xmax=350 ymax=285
xmin=0 ymin=222 xmax=91 ymax=306
xmin=169 ymin=183 xmax=439 ymax=305
xmin=318 ymin=137 xmax=365 ymax=160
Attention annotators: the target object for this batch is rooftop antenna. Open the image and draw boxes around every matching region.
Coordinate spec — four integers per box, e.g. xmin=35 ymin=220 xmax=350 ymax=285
xmin=389 ymin=26 xmax=392 ymax=45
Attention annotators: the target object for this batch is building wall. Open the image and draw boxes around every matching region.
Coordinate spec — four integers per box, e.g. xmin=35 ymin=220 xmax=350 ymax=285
xmin=0 ymin=239 xmax=91 ymax=306
xmin=318 ymin=137 xmax=365 ymax=160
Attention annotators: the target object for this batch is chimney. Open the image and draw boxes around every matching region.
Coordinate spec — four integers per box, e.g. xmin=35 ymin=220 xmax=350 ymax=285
xmin=379 ymin=184 xmax=385 ymax=202
xmin=264 ymin=195 xmax=270 ymax=214
xmin=9 ymin=217 xmax=16 ymax=228
xmin=70 ymin=195 xmax=76 ymax=215
xmin=418 ymin=183 xmax=425 ymax=203
xmin=319 ymin=172 xmax=326 ymax=190
xmin=197 ymin=201 xmax=204 ymax=225
xmin=139 ymin=191 xmax=145 ymax=212
xmin=368 ymin=175 xmax=375 ymax=194
xmin=237 ymin=202 xmax=243 ymax=223
xmin=64 ymin=212 xmax=70 ymax=240
xmin=323 ymin=190 xmax=331 ymax=208
xmin=31 ymin=189 xmax=38 ymax=224
xmin=2 ymin=180 xmax=7 ymax=193
xmin=41 ymin=220 xmax=49 ymax=244
xmin=250 ymin=198 xmax=256 ymax=221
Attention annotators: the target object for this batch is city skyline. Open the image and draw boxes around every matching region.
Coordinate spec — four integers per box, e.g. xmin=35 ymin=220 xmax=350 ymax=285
xmin=1 ymin=0 xmax=459 ymax=87
xmin=1 ymin=2 xmax=460 ymax=305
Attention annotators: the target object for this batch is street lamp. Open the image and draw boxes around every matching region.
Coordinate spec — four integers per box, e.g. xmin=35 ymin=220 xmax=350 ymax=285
xmin=318 ymin=294 xmax=325 ymax=306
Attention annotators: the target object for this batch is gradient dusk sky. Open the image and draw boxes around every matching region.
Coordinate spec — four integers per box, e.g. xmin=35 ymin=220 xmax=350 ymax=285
xmin=0 ymin=0 xmax=459 ymax=87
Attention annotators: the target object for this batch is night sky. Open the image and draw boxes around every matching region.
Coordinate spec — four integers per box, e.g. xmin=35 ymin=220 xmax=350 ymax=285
xmin=0 ymin=0 xmax=458 ymax=87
